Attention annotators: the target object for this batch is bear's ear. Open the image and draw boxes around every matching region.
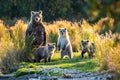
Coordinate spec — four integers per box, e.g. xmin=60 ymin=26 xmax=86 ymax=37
xmin=47 ymin=43 xmax=50 ymax=46
xmin=31 ymin=11 xmax=35 ymax=15
xmin=87 ymin=40 xmax=89 ymax=42
xmin=81 ymin=40 xmax=83 ymax=42
xmin=59 ymin=28 xmax=61 ymax=31
xmin=39 ymin=10 xmax=42 ymax=14
xmin=53 ymin=43 xmax=56 ymax=46
xmin=64 ymin=28 xmax=66 ymax=30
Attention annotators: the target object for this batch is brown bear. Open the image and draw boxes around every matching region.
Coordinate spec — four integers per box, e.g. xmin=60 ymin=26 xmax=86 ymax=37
xmin=57 ymin=28 xmax=73 ymax=59
xmin=81 ymin=40 xmax=95 ymax=58
xmin=25 ymin=10 xmax=46 ymax=47
xmin=34 ymin=43 xmax=56 ymax=63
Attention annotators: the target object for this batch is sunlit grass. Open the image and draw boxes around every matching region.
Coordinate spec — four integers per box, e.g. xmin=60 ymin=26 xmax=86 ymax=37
xmin=19 ymin=52 xmax=101 ymax=72
xmin=0 ymin=18 xmax=120 ymax=75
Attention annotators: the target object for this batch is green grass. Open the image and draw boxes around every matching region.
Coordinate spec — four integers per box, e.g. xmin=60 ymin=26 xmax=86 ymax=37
xmin=21 ymin=52 xmax=101 ymax=72
xmin=14 ymin=52 xmax=102 ymax=77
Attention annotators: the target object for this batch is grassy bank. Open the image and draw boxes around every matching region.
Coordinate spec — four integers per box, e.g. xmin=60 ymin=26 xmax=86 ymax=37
xmin=0 ymin=18 xmax=120 ymax=76
xmin=14 ymin=52 xmax=101 ymax=77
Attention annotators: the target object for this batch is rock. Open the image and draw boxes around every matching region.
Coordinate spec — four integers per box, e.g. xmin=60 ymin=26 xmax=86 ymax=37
xmin=0 ymin=68 xmax=117 ymax=80
xmin=29 ymin=78 xmax=38 ymax=80
xmin=0 ymin=73 xmax=14 ymax=78
xmin=63 ymin=73 xmax=72 ymax=78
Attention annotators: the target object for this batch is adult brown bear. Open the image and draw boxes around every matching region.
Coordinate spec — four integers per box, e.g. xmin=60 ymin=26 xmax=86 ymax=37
xmin=25 ymin=10 xmax=46 ymax=47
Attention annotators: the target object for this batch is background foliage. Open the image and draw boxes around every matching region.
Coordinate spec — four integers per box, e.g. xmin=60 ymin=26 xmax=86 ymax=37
xmin=0 ymin=0 xmax=120 ymax=22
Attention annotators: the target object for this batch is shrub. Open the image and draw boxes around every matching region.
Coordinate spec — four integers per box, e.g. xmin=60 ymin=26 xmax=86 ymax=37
xmin=0 ymin=20 xmax=32 ymax=73
xmin=1 ymin=49 xmax=19 ymax=73
xmin=95 ymin=31 xmax=120 ymax=73
xmin=105 ymin=45 xmax=120 ymax=73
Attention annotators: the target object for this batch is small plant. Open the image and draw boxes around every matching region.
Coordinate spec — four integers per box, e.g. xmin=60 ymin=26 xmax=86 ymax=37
xmin=1 ymin=49 xmax=19 ymax=73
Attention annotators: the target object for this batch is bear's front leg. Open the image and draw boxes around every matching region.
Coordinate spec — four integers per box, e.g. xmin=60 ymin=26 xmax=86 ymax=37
xmin=91 ymin=52 xmax=94 ymax=57
xmin=48 ymin=57 xmax=51 ymax=62
xmin=43 ymin=31 xmax=46 ymax=46
xmin=68 ymin=51 xmax=73 ymax=59
xmin=87 ymin=51 xmax=92 ymax=58
xmin=44 ymin=57 xmax=48 ymax=63
xmin=62 ymin=45 xmax=66 ymax=50
xmin=57 ymin=43 xmax=61 ymax=51
xmin=60 ymin=50 xmax=64 ymax=59
xmin=34 ymin=54 xmax=40 ymax=62
xmin=81 ymin=51 xmax=85 ymax=58
xmin=88 ymin=52 xmax=94 ymax=58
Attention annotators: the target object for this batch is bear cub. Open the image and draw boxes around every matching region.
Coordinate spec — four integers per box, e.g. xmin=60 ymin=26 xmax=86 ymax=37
xmin=81 ymin=40 xmax=95 ymax=58
xmin=25 ymin=10 xmax=46 ymax=47
xmin=34 ymin=43 xmax=56 ymax=63
xmin=57 ymin=28 xmax=73 ymax=59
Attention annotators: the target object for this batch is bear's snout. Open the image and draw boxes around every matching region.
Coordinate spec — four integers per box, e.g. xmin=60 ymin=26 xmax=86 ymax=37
xmin=51 ymin=48 xmax=54 ymax=51
xmin=35 ymin=18 xmax=38 ymax=21
xmin=35 ymin=17 xmax=40 ymax=22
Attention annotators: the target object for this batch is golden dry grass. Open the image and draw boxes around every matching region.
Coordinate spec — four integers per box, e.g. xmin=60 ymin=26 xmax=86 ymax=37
xmin=0 ymin=18 xmax=120 ymax=74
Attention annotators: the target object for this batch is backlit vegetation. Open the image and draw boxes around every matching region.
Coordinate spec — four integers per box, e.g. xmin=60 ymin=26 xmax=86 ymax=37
xmin=0 ymin=18 xmax=120 ymax=75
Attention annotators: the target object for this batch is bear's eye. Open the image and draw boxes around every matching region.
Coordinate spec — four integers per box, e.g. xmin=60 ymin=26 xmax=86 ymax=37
xmin=50 ymin=46 xmax=54 ymax=48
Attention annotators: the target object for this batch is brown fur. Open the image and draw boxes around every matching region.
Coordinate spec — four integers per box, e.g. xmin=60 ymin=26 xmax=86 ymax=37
xmin=25 ymin=10 xmax=46 ymax=47
xmin=34 ymin=43 xmax=56 ymax=63
xmin=81 ymin=40 xmax=95 ymax=58
xmin=57 ymin=28 xmax=73 ymax=59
